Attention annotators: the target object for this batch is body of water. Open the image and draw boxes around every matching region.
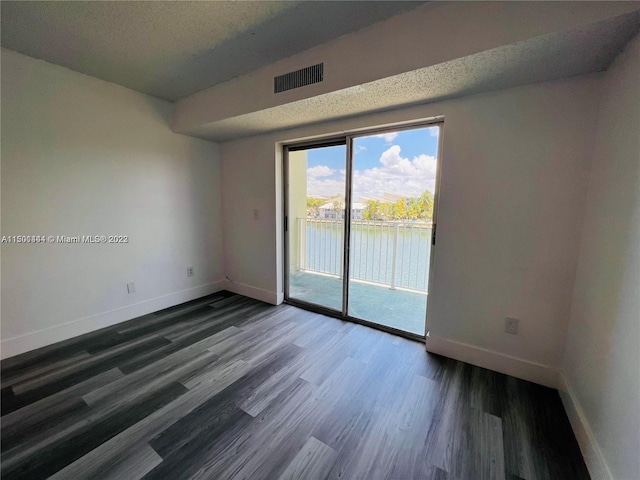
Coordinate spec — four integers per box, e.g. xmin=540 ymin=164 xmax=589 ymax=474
xmin=299 ymin=219 xmax=432 ymax=292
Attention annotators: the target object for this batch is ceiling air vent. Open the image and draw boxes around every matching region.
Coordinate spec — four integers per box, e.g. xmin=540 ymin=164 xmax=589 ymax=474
xmin=274 ymin=63 xmax=323 ymax=93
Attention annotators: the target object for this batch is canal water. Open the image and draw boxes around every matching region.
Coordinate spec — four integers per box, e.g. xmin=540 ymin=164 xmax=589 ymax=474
xmin=302 ymin=221 xmax=432 ymax=292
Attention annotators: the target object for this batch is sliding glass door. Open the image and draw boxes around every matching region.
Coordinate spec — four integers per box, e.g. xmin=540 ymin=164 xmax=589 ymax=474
xmin=347 ymin=127 xmax=439 ymax=335
xmin=285 ymin=143 xmax=347 ymax=312
xmin=285 ymin=123 xmax=441 ymax=338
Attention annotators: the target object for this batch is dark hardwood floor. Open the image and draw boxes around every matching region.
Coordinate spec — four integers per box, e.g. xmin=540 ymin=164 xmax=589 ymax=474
xmin=0 ymin=292 xmax=589 ymax=480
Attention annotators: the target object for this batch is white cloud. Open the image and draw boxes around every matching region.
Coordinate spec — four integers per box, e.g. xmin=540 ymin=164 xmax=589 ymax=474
xmin=307 ymin=165 xmax=335 ymax=178
xmin=353 ymin=146 xmax=437 ymax=199
xmin=307 ymin=145 xmax=437 ymax=199
xmin=373 ymin=132 xmax=398 ymax=142
xmin=428 ymin=127 xmax=439 ymax=137
xmin=307 ymin=174 xmax=346 ymax=197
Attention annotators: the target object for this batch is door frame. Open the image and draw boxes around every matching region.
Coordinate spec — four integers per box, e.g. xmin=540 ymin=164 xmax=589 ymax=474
xmin=282 ymin=119 xmax=444 ymax=342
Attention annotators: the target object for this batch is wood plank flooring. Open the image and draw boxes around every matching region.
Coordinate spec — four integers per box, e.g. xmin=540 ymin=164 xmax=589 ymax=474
xmin=0 ymin=292 xmax=589 ymax=480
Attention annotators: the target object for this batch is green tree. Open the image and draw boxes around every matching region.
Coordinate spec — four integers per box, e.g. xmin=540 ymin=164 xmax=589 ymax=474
xmin=306 ymin=197 xmax=323 ymax=217
xmin=407 ymin=198 xmax=421 ymax=220
xmin=363 ymin=200 xmax=383 ymax=220
xmin=332 ymin=199 xmax=344 ymax=219
xmin=418 ymin=190 xmax=434 ymax=220
xmin=392 ymin=198 xmax=407 ymax=220
xmin=362 ymin=192 xmax=433 ymax=222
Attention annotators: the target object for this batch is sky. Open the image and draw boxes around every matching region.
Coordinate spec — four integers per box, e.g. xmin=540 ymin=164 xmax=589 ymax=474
xmin=305 ymin=125 xmax=440 ymax=201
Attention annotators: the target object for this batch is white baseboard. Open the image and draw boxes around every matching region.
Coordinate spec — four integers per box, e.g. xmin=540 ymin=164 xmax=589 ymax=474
xmin=223 ymin=280 xmax=280 ymax=305
xmin=425 ymin=333 xmax=560 ymax=388
xmin=0 ymin=281 xmax=226 ymax=360
xmin=558 ymin=371 xmax=612 ymax=480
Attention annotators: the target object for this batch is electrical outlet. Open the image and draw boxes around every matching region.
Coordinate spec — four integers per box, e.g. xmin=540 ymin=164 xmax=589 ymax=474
xmin=127 ymin=282 xmax=136 ymax=294
xmin=505 ymin=317 xmax=519 ymax=335
xmin=187 ymin=266 xmax=194 ymax=277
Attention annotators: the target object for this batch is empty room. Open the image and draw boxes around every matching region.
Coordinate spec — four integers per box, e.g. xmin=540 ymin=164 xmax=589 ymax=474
xmin=1 ymin=2 xmax=638 ymax=479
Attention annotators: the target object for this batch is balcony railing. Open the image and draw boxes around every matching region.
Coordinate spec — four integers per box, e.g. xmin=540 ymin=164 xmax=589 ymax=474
xmin=296 ymin=218 xmax=432 ymax=293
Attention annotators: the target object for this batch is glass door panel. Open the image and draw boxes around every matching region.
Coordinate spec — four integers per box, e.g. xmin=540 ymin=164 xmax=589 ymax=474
xmin=285 ymin=123 xmax=441 ymax=339
xmin=347 ymin=126 xmax=440 ymax=335
xmin=286 ymin=144 xmax=347 ymax=312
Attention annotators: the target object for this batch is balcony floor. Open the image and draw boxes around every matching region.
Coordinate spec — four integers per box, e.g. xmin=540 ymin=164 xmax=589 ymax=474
xmin=289 ymin=271 xmax=426 ymax=336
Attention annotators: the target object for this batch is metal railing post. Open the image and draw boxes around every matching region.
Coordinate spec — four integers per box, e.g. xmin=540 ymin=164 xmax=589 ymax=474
xmin=390 ymin=223 xmax=400 ymax=290
xmin=302 ymin=218 xmax=429 ymax=294
xmin=299 ymin=218 xmax=306 ymax=271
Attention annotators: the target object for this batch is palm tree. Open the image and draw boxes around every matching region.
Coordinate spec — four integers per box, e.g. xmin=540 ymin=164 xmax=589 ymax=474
xmin=418 ymin=190 xmax=434 ymax=221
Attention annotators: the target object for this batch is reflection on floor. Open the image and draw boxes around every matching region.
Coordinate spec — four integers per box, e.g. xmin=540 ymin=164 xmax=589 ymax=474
xmin=289 ymin=271 xmax=426 ymax=335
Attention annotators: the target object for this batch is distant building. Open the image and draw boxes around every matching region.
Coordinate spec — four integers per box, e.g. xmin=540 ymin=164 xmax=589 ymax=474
xmin=315 ymin=192 xmax=408 ymax=220
xmin=318 ymin=201 xmax=366 ymax=220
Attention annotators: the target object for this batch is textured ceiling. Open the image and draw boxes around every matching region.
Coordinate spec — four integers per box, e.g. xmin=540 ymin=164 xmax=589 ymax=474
xmin=3 ymin=1 xmax=638 ymax=142
xmin=186 ymin=11 xmax=640 ymax=141
xmin=0 ymin=0 xmax=425 ymax=101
